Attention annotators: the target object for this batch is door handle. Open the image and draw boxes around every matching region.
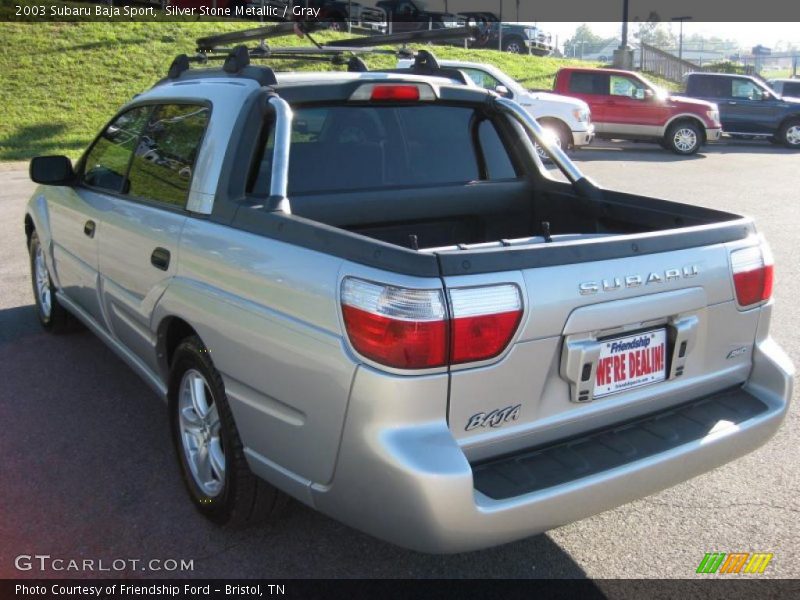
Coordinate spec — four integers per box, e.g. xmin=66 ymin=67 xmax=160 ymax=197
xmin=83 ymin=220 xmax=96 ymax=238
xmin=150 ymin=247 xmax=171 ymax=271
xmin=728 ymin=101 xmax=738 ymax=105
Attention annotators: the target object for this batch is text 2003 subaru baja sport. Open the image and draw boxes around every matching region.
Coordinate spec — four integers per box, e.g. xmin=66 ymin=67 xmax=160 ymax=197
xmin=24 ymin=27 xmax=793 ymax=552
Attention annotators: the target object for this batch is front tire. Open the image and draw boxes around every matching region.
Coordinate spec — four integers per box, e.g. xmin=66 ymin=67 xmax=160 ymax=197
xmin=170 ymin=336 xmax=286 ymax=527
xmin=28 ymin=230 xmax=72 ymax=333
xmin=665 ymin=121 xmax=702 ymax=155
xmin=777 ymin=119 xmax=800 ymax=149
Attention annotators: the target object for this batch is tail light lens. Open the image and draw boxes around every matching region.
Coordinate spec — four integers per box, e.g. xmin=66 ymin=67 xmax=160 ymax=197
xmin=371 ymin=85 xmax=421 ymax=102
xmin=349 ymin=83 xmax=437 ymax=102
xmin=731 ymin=245 xmax=773 ymax=308
xmin=449 ymin=285 xmax=523 ymax=364
xmin=341 ymin=278 xmax=523 ymax=370
xmin=341 ymin=278 xmax=448 ymax=369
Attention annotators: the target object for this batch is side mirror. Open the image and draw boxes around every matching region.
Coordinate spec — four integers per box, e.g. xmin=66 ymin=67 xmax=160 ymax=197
xmin=761 ymin=90 xmax=772 ymax=101
xmin=644 ymin=89 xmax=655 ymax=100
xmin=495 ymin=84 xmax=512 ymax=98
xmin=30 ymin=156 xmax=75 ymax=186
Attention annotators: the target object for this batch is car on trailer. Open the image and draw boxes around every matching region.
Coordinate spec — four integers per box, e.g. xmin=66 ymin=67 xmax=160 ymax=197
xmin=23 ymin=24 xmax=793 ymax=553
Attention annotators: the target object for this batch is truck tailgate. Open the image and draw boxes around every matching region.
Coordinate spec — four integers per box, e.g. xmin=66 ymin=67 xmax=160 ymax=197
xmin=442 ymin=242 xmax=763 ymax=462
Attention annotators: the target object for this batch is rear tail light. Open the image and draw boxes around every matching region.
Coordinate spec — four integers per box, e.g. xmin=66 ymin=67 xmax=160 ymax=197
xmin=341 ymin=278 xmax=523 ymax=369
xmin=341 ymin=278 xmax=448 ymax=369
xmin=449 ymin=285 xmax=523 ymax=364
xmin=731 ymin=245 xmax=773 ymax=308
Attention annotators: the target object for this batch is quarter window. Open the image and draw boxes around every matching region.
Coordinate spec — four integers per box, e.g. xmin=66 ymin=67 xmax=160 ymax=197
xmin=126 ymin=104 xmax=210 ymax=208
xmin=82 ymin=107 xmax=151 ymax=193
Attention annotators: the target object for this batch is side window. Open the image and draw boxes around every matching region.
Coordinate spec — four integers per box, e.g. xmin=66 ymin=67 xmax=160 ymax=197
xmin=478 ymin=120 xmax=517 ymax=180
xmin=81 ymin=107 xmax=151 ymax=193
xmin=463 ymin=68 xmax=502 ymax=92
xmin=732 ymin=79 xmax=763 ymax=100
xmin=610 ymin=75 xmax=645 ymax=98
xmin=568 ymin=72 xmax=607 ymax=95
xmin=127 ymin=104 xmax=210 ymax=208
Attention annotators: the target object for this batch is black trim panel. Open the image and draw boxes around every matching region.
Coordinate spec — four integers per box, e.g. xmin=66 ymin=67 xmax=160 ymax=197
xmin=472 ymin=386 xmax=768 ymax=501
xmin=436 ymin=219 xmax=754 ymax=276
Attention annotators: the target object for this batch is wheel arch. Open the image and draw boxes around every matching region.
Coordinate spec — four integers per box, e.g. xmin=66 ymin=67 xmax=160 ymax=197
xmin=663 ymin=114 xmax=707 ymax=143
xmin=24 ymin=213 xmax=35 ymax=244
xmin=777 ymin=113 xmax=800 ymax=131
xmin=157 ymin=315 xmax=201 ymax=384
xmin=536 ymin=117 xmax=572 ymax=148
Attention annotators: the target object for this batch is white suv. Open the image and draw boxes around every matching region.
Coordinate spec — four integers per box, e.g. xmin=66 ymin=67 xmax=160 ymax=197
xmin=398 ymin=58 xmax=594 ymax=154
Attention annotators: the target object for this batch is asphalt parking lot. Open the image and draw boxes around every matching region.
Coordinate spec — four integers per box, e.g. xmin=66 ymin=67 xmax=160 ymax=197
xmin=0 ymin=139 xmax=798 ymax=580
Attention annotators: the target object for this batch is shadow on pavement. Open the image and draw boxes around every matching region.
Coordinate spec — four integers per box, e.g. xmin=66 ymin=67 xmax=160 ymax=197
xmin=0 ymin=304 xmax=594 ymax=579
xmin=572 ymin=138 xmax=796 ymax=163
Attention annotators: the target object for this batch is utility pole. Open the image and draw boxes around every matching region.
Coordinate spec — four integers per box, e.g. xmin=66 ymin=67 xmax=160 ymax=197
xmin=672 ymin=16 xmax=692 ymax=61
xmin=620 ymin=0 xmax=628 ymax=49
xmin=498 ymin=0 xmax=503 ymax=52
xmin=613 ymin=0 xmax=632 ymax=68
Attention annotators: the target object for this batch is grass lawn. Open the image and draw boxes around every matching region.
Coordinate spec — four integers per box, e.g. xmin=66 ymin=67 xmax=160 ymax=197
xmin=0 ymin=21 xmax=673 ymax=161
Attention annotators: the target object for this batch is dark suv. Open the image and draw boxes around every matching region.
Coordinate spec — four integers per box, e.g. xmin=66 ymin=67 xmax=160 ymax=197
xmin=684 ymin=72 xmax=800 ymax=148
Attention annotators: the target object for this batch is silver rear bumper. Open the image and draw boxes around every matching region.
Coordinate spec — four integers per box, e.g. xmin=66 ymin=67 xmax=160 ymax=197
xmin=311 ymin=334 xmax=792 ymax=553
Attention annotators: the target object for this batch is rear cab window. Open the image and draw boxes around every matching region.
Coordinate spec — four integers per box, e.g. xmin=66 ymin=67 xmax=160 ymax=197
xmin=568 ymin=72 xmax=609 ymax=95
xmin=250 ymin=103 xmax=519 ymax=197
xmin=688 ymin=76 xmax=732 ymax=99
xmin=784 ymin=82 xmax=800 ymax=97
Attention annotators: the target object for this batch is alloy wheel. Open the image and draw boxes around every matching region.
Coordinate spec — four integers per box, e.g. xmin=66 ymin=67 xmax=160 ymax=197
xmin=673 ymin=127 xmax=698 ymax=153
xmin=178 ymin=369 xmax=225 ymax=497
xmin=34 ymin=243 xmax=51 ymax=318
xmin=785 ymin=125 xmax=800 ymax=146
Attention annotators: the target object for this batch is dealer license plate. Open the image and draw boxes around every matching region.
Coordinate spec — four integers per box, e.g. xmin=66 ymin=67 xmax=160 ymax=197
xmin=594 ymin=329 xmax=667 ymax=398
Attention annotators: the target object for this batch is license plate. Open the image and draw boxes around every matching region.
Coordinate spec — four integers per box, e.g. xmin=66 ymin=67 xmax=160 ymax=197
xmin=594 ymin=329 xmax=667 ymax=398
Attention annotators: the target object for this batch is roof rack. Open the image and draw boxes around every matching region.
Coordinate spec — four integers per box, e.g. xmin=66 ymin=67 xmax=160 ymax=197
xmin=165 ymin=22 xmax=481 ymax=83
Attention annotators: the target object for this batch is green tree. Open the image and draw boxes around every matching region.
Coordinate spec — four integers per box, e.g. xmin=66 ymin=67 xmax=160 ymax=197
xmin=564 ymin=24 xmax=605 ymax=57
xmin=633 ymin=14 xmax=676 ymax=49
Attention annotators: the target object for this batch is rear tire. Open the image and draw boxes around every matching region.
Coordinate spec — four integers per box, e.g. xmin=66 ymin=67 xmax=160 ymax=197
xmin=170 ymin=336 xmax=287 ymax=527
xmin=664 ymin=121 xmax=702 ymax=155
xmin=28 ymin=230 xmax=72 ymax=333
xmin=503 ymin=36 xmax=526 ymax=54
xmin=777 ymin=119 xmax=800 ymax=149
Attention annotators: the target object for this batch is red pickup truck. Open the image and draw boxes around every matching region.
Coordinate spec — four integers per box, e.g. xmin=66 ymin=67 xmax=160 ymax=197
xmin=554 ymin=67 xmax=722 ymax=155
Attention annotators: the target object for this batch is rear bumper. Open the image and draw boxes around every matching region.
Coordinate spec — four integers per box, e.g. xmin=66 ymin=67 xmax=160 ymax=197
xmin=311 ymin=337 xmax=792 ymax=554
xmin=571 ymin=125 xmax=595 ymax=147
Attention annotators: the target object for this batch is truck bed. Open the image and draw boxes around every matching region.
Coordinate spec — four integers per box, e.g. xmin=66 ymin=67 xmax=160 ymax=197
xmin=239 ymin=178 xmax=753 ymax=277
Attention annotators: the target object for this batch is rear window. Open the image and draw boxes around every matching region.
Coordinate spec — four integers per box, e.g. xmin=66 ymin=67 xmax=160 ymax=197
xmin=249 ymin=104 xmax=518 ymax=196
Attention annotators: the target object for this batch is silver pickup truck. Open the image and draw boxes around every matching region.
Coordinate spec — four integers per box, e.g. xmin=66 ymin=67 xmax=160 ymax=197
xmin=24 ymin=48 xmax=793 ymax=553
